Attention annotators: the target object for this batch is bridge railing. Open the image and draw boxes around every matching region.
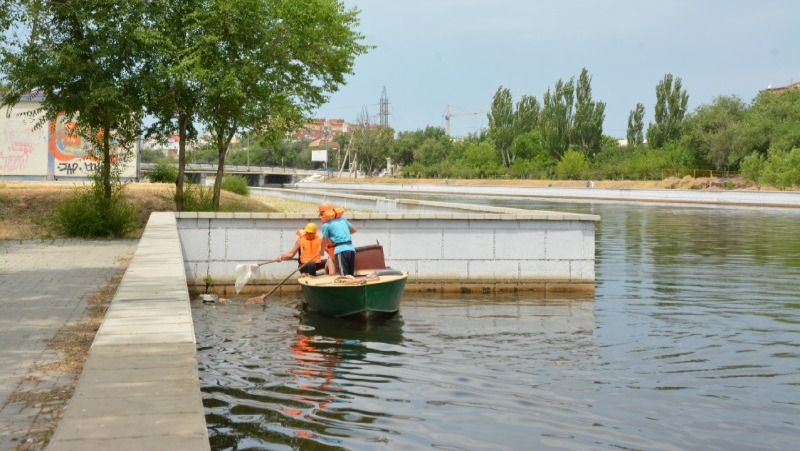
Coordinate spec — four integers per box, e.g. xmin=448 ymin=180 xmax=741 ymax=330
xmin=139 ymin=162 xmax=321 ymax=176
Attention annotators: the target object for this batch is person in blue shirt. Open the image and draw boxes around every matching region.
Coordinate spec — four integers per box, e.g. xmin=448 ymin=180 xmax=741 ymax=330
xmin=318 ymin=204 xmax=357 ymax=276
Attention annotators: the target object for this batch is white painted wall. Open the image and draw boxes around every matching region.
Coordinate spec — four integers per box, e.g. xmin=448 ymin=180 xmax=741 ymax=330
xmin=176 ymin=211 xmax=597 ymax=294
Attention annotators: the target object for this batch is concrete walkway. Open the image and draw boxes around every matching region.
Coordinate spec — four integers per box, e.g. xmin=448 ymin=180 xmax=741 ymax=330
xmin=0 ymin=239 xmax=137 ymax=450
xmin=46 ymin=213 xmax=209 ymax=450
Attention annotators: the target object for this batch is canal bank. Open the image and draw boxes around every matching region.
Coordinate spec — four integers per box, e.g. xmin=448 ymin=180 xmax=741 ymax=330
xmin=295 ymin=181 xmax=800 ymax=209
xmin=48 ymin=196 xmax=597 ymax=449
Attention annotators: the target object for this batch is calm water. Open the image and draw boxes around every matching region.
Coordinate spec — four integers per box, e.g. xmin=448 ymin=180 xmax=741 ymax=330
xmin=192 ymin=199 xmax=800 ymax=450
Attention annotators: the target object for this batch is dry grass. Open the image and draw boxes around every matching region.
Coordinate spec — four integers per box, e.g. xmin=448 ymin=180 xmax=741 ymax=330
xmin=0 ymin=181 xmax=284 ymax=240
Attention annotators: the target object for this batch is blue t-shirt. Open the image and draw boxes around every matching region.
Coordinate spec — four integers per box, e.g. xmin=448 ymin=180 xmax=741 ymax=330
xmin=321 ymin=217 xmax=355 ymax=254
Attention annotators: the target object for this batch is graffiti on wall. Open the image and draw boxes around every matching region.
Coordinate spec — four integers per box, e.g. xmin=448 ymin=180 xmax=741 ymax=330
xmin=0 ymin=130 xmax=35 ymax=172
xmin=1 ymin=102 xmax=138 ymax=178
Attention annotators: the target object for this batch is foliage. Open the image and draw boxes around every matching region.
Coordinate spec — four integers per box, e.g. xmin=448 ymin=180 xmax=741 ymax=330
xmin=646 ymin=74 xmax=689 ymax=148
xmin=760 ymin=148 xmax=800 ymax=189
xmin=349 ymin=107 xmax=394 ymax=175
xmin=682 ymin=95 xmax=748 ymax=169
xmin=182 ymin=183 xmax=215 ymax=211
xmin=2 ymin=0 xmax=143 ymax=204
xmin=488 ymin=86 xmax=516 ymax=167
xmin=739 ymin=152 xmax=764 ymax=186
xmin=140 ymin=148 xmax=166 ymax=163
xmin=627 ymin=103 xmax=645 ymax=147
xmin=461 ymin=142 xmax=503 ymax=177
xmin=539 ymin=78 xmax=574 ymax=159
xmin=54 ymin=182 xmax=136 ymax=238
xmin=139 ymin=0 xmax=202 ymax=212
xmin=394 ymin=127 xmax=449 ymax=167
xmin=737 ymin=89 xmax=800 ymax=155
xmin=509 ymin=154 xmax=555 ymax=179
xmin=146 ymin=159 xmax=179 ymax=183
xmin=571 ymin=68 xmax=606 ymax=156
xmin=193 ymin=0 xmax=369 ymax=210
xmin=221 ymin=175 xmax=250 ymax=196
xmin=555 ymin=149 xmax=590 ymax=180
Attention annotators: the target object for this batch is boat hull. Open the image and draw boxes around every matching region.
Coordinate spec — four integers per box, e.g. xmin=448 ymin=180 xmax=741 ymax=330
xmin=298 ymin=271 xmax=407 ymax=320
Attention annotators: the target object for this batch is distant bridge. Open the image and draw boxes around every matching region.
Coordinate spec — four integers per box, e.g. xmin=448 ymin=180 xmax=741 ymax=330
xmin=139 ymin=162 xmax=325 ymax=185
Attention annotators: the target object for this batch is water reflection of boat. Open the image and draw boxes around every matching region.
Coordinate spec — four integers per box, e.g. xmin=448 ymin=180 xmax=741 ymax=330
xmin=296 ymin=310 xmax=405 ymax=344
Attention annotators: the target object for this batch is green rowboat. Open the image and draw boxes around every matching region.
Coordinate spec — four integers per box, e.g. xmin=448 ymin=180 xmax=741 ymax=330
xmin=298 ymin=269 xmax=408 ymax=320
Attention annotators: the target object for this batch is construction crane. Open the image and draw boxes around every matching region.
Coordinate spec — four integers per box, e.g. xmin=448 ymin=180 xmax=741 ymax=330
xmin=444 ymin=105 xmax=486 ymax=137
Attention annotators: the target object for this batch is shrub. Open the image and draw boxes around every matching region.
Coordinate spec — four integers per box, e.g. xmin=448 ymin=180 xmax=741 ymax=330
xmin=146 ymin=159 xmax=178 ymax=183
xmin=55 ymin=183 xmax=136 ymax=238
xmin=221 ymin=175 xmax=250 ymax=196
xmin=760 ymin=147 xmax=800 ymax=189
xmin=555 ymin=149 xmax=590 ymax=180
xmin=183 ymin=183 xmax=215 ymax=211
xmin=739 ymin=152 xmax=765 ymax=186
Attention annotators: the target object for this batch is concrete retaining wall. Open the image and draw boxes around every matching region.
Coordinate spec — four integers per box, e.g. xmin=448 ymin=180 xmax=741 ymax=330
xmin=176 ymin=209 xmax=599 ymax=295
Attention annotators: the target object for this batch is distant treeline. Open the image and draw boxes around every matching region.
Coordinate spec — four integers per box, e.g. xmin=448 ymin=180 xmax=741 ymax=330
xmin=147 ymin=70 xmax=800 ymax=189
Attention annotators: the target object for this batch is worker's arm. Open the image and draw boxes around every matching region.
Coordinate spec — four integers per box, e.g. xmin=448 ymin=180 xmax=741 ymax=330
xmin=277 ymin=239 xmax=301 ymax=261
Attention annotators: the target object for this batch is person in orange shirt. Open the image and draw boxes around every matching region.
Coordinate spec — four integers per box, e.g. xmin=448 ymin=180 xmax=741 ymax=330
xmin=276 ymin=223 xmax=327 ymax=276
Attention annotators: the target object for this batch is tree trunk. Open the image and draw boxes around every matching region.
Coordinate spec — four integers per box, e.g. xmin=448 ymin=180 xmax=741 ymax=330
xmin=175 ymin=112 xmax=188 ymax=211
xmin=102 ymin=124 xmax=112 ymax=201
xmin=212 ymin=127 xmax=237 ymax=211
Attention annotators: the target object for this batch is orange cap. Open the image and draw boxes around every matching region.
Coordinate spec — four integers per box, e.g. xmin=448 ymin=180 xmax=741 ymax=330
xmin=318 ymin=202 xmax=333 ymax=213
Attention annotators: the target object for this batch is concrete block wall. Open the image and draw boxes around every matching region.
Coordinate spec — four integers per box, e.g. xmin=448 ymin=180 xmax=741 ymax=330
xmin=176 ymin=210 xmax=598 ymax=295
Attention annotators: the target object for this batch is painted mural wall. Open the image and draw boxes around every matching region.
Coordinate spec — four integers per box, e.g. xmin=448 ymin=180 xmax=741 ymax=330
xmin=1 ymin=99 xmax=138 ymax=179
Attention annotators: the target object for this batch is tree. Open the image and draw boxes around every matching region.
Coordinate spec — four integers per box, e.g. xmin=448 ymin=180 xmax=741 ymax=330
xmin=487 ymin=86 xmax=516 ymax=168
xmin=571 ymin=68 xmax=606 ymax=156
xmin=627 ymin=103 xmax=645 ymax=147
xmin=682 ymin=95 xmax=748 ymax=169
xmin=350 ymin=107 xmax=394 ymax=175
xmin=1 ymin=0 xmax=146 ymax=201
xmin=539 ymin=78 xmax=575 ymax=159
xmin=646 ymin=74 xmax=689 ymax=148
xmin=192 ymin=0 xmax=369 ymax=210
xmin=515 ymin=95 xmax=540 ymax=135
xmin=738 ymin=88 xmax=800 ymax=155
xmin=140 ymin=0 xmax=202 ymax=211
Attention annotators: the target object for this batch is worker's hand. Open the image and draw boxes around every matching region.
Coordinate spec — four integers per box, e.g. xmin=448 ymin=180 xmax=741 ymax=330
xmin=276 ymin=255 xmax=283 ymax=262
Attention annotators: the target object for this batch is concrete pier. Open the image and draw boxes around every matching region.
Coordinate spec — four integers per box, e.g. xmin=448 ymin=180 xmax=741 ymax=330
xmin=47 ymin=213 xmax=209 ymax=451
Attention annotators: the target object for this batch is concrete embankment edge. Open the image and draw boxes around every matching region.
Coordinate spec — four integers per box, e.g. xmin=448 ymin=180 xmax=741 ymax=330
xmin=295 ymin=182 xmax=800 ymax=208
xmin=47 ymin=212 xmax=209 ymax=451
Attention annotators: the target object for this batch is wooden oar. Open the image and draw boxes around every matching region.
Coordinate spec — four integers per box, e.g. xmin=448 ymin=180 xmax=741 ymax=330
xmin=245 ymin=261 xmax=312 ymax=306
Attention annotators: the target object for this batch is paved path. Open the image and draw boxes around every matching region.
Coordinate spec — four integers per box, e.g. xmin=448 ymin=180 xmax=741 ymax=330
xmin=0 ymin=240 xmax=137 ymax=450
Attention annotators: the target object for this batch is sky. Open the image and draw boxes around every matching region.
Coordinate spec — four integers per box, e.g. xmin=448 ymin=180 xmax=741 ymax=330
xmin=314 ymin=0 xmax=800 ymax=138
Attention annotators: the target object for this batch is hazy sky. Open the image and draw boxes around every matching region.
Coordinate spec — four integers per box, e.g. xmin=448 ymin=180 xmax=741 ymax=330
xmin=314 ymin=0 xmax=800 ymax=138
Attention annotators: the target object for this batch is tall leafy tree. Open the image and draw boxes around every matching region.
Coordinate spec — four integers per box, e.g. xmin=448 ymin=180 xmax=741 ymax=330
xmin=515 ymin=94 xmax=540 ymax=135
xmin=539 ymin=78 xmax=575 ymax=159
xmin=738 ymin=88 xmax=800 ymax=155
xmin=139 ymin=0 xmax=202 ymax=211
xmin=487 ymin=86 xmax=516 ymax=167
xmin=0 ymin=0 xmax=146 ymax=201
xmin=682 ymin=95 xmax=748 ymax=169
xmin=571 ymin=68 xmax=606 ymax=156
xmin=646 ymin=73 xmax=689 ymax=148
xmin=627 ymin=103 xmax=645 ymax=147
xmin=192 ymin=0 xmax=369 ymax=210
xmin=350 ymin=106 xmax=394 ymax=175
